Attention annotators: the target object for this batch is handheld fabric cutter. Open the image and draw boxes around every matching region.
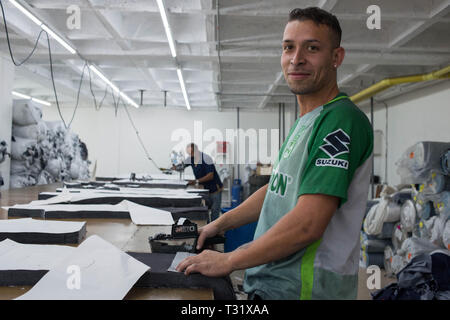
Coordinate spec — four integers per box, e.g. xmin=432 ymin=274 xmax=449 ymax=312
xmin=149 ymin=218 xmax=225 ymax=253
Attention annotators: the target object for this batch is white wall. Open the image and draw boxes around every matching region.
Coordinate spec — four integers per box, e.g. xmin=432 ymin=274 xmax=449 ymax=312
xmin=41 ymin=104 xmax=295 ymax=180
xmin=365 ymin=81 xmax=450 ymax=186
xmin=0 ymin=54 xmax=14 ymax=191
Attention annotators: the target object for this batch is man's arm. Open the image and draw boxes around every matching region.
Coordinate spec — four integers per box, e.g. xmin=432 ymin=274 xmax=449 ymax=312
xmin=195 ymin=184 xmax=268 ymax=249
xmin=177 ymin=193 xmax=339 ymax=276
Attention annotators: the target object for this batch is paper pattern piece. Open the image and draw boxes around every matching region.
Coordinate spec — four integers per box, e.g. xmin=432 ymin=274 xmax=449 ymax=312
xmin=167 ymin=252 xmax=196 ymax=272
xmin=0 ymin=239 xmax=75 ymax=271
xmin=122 ymin=200 xmax=174 ymax=226
xmin=6 ymin=201 xmax=174 ymax=226
xmin=0 ymin=218 xmax=85 ymax=234
xmin=16 ymin=235 xmax=150 ymax=300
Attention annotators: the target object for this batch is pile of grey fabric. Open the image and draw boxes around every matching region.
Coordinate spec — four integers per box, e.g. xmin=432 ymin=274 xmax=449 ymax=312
xmin=361 ymin=190 xmax=409 ymax=269
xmin=362 ymin=141 xmax=450 ymax=279
xmin=10 ymin=100 xmax=90 ymax=188
xmin=372 ymin=250 xmax=450 ymax=300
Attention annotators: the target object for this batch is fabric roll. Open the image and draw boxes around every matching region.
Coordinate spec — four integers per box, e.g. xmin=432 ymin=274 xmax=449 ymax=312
xmin=443 ymin=220 xmax=450 ymax=251
xmin=396 ymin=141 xmax=450 ymax=184
xmin=384 ymin=245 xmax=395 ymax=276
xmin=12 ymin=122 xmax=48 ymax=141
xmin=416 ymin=201 xmax=435 ymax=220
xmin=361 ymin=231 xmax=392 ymax=253
xmin=392 ymin=222 xmax=408 ymax=251
xmin=442 ymin=150 xmax=450 ymax=176
xmin=12 ymin=101 xmax=42 ymax=126
xmin=400 ymin=200 xmax=417 ymax=233
xmin=361 ymin=250 xmax=384 ymax=268
xmin=397 ymin=237 xmax=442 ymax=264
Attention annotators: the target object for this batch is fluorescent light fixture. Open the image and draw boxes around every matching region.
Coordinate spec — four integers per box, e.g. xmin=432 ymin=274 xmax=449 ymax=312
xmin=31 ymin=97 xmax=51 ymax=106
xmin=177 ymin=69 xmax=191 ymax=110
xmin=9 ymin=0 xmax=42 ymax=26
xmin=41 ymin=24 xmax=76 ymax=55
xmin=89 ymin=65 xmax=139 ymax=108
xmin=120 ymin=91 xmax=139 ymax=109
xmin=12 ymin=91 xmax=51 ymax=106
xmin=89 ymin=65 xmax=120 ymax=93
xmin=12 ymin=90 xmax=31 ymax=99
xmin=156 ymin=0 xmax=177 ymax=58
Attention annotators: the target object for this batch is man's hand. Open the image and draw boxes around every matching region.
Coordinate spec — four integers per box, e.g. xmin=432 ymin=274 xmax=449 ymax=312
xmin=176 ymin=250 xmax=233 ymax=277
xmin=196 ymin=222 xmax=222 ymax=250
xmin=187 ymin=179 xmax=196 ymax=185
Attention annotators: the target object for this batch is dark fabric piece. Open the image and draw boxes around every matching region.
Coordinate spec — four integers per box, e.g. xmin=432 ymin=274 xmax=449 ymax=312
xmin=9 ymin=206 xmax=209 ymax=221
xmin=431 ymin=252 xmax=450 ymax=291
xmin=372 ymin=251 xmax=450 ymax=300
xmin=127 ymin=252 xmax=236 ymax=300
xmin=37 ymin=193 xmax=202 ymax=208
xmin=0 ymin=224 xmax=86 ymax=244
xmin=0 ymin=270 xmax=48 ymax=286
xmin=185 ymin=153 xmax=223 ymax=193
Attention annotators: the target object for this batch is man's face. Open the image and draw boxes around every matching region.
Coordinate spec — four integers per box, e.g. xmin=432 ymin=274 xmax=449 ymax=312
xmin=281 ymin=20 xmax=337 ymax=95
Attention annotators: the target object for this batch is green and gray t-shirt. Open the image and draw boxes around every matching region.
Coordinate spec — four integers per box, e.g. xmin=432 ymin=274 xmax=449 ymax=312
xmin=243 ymin=93 xmax=373 ymax=300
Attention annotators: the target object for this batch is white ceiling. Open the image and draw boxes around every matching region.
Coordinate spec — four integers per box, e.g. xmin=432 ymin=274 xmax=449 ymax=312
xmin=1 ymin=0 xmax=449 ymax=112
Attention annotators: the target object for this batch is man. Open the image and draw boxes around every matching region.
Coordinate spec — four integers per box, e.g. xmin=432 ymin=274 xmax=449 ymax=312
xmin=177 ymin=7 xmax=373 ymax=300
xmin=184 ymin=143 xmax=223 ymax=222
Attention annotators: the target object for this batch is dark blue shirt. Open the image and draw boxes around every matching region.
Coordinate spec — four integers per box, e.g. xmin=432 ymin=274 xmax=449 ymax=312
xmin=185 ymin=152 xmax=223 ymax=193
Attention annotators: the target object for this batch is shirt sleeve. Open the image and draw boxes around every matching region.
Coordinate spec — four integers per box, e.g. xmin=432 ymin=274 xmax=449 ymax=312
xmin=298 ymin=105 xmax=373 ymax=205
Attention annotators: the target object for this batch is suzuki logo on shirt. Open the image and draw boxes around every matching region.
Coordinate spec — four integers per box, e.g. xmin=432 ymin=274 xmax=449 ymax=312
xmin=269 ymin=171 xmax=293 ymax=197
xmin=316 ymin=129 xmax=350 ymax=170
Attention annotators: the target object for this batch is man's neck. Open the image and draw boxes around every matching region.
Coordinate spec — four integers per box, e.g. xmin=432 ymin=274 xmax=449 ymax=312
xmin=297 ymin=84 xmax=340 ymax=117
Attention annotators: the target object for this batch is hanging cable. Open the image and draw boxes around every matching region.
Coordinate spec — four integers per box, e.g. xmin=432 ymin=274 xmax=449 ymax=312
xmin=120 ymin=98 xmax=163 ymax=172
xmin=87 ymin=64 xmax=109 ymax=111
xmin=0 ymin=1 xmax=45 ymax=66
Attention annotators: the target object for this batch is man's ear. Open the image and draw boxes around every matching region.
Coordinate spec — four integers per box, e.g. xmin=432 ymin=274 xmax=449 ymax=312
xmin=333 ymin=47 xmax=345 ymax=68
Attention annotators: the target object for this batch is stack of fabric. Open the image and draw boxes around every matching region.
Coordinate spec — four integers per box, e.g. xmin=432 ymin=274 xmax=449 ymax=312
xmin=364 ymin=142 xmax=450 ymax=278
xmin=10 ymin=100 xmax=90 ymax=188
xmin=361 ymin=190 xmax=408 ymax=268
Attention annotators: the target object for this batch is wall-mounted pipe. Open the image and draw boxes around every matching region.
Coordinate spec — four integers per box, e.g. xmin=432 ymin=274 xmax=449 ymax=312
xmin=350 ymin=65 xmax=450 ymax=104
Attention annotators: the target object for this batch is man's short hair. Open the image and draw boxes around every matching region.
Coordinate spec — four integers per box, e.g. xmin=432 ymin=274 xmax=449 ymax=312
xmin=186 ymin=143 xmax=198 ymax=151
xmin=288 ymin=7 xmax=342 ymax=48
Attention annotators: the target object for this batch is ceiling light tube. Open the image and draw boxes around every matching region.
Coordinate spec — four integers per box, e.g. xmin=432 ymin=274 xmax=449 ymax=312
xmin=120 ymin=91 xmax=139 ymax=109
xmin=41 ymin=24 xmax=77 ymax=54
xmin=89 ymin=65 xmax=120 ymax=93
xmin=11 ymin=90 xmax=31 ymax=99
xmin=9 ymin=0 xmax=42 ymax=26
xmin=156 ymin=0 xmax=177 ymax=58
xmin=31 ymin=97 xmax=51 ymax=106
xmin=177 ymin=69 xmax=191 ymax=110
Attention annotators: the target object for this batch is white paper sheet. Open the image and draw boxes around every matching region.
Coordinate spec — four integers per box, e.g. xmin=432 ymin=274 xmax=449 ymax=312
xmin=36 ymin=191 xmax=200 ymax=202
xmin=122 ymin=200 xmax=174 ymax=226
xmin=16 ymin=235 xmax=150 ymax=300
xmin=0 ymin=218 xmax=86 ymax=234
xmin=167 ymin=252 xmax=196 ymax=272
xmin=7 ymin=201 xmax=174 ymax=226
xmin=0 ymin=239 xmax=75 ymax=270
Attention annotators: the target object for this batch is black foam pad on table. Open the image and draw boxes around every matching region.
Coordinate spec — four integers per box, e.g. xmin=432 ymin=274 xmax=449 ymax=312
xmin=37 ymin=193 xmax=202 ymax=208
xmin=127 ymin=252 xmax=236 ymax=300
xmin=0 ymin=224 xmax=86 ymax=245
xmin=8 ymin=207 xmax=209 ymax=221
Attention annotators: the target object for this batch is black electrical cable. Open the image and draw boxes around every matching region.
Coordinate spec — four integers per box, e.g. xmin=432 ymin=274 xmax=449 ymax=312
xmin=1 ymin=0 xmax=111 ymax=129
xmin=87 ymin=65 xmax=109 ymax=111
xmin=0 ymin=0 xmax=45 ymax=66
xmin=120 ymin=98 xmax=162 ymax=171
xmin=67 ymin=61 xmax=88 ymax=128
